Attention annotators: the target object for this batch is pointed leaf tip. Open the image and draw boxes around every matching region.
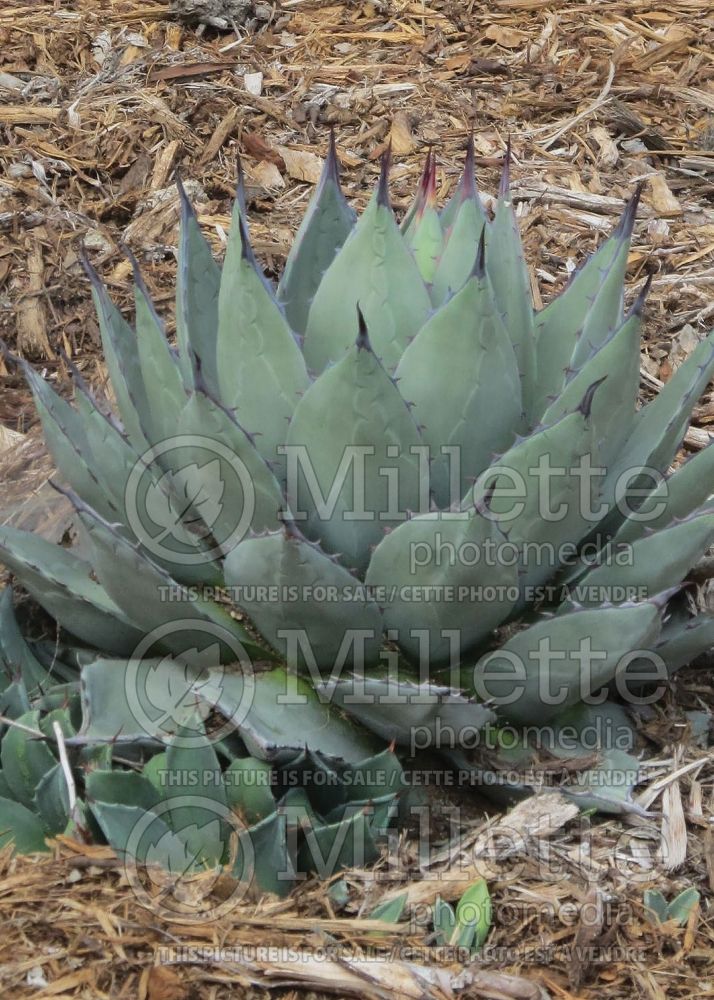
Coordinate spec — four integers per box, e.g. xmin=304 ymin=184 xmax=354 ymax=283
xmin=631 ymin=273 xmax=653 ymax=317
xmin=326 ymin=127 xmax=341 ymax=183
xmin=281 ymin=514 xmax=302 ymax=542
xmin=175 ymin=170 xmax=194 ymax=218
xmin=355 ymin=304 xmax=371 ymax=351
xmin=499 ymin=138 xmax=512 ymax=198
xmin=120 ymin=242 xmax=152 ymax=303
xmin=417 ymin=147 xmax=432 ymax=197
xmin=235 ymin=154 xmax=247 ymax=218
xmin=578 ymin=375 xmax=607 ymax=418
xmin=649 ymin=585 xmax=684 ymax=610
xmin=616 ymin=181 xmax=645 ymax=238
xmin=120 ymin=241 xmax=140 ymax=278
xmin=465 ymin=130 xmax=475 ymax=171
xmin=472 ymin=224 xmax=487 ymax=278
xmin=236 ymin=208 xmax=257 ymax=265
xmin=78 ymin=247 xmax=103 ymax=291
xmin=0 ymin=337 xmax=21 ymax=369
xmin=377 ymin=142 xmax=392 ymax=207
xmin=459 ymin=134 xmax=476 ymax=202
xmin=426 ymin=147 xmax=437 ymax=207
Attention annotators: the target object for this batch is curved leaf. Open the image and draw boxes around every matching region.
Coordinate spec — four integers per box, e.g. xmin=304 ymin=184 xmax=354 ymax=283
xmin=176 ymin=389 xmax=284 ymax=548
xmin=84 ymin=259 xmax=151 ymax=452
xmin=277 ymin=133 xmax=356 ymax=334
xmin=22 ymin=361 xmax=219 ymax=585
xmin=569 ymin=508 xmax=714 ymax=609
xmin=395 ymin=252 xmax=522 ymax=506
xmin=223 ymin=525 xmax=383 ymax=669
xmin=285 ymin=322 xmax=426 ymax=574
xmin=467 ymin=391 xmax=601 ymax=593
xmin=533 ymin=188 xmax=641 ymax=419
xmin=66 ymin=490 xmax=266 ymax=663
xmin=470 ymin=600 xmax=662 ymax=724
xmin=613 ymin=439 xmax=714 ymax=548
xmin=303 ymin=156 xmax=432 ymax=373
xmin=540 ymin=294 xmax=644 ymax=466
xmin=132 ymin=256 xmax=187 ymax=441
xmin=1 ymin=709 xmax=57 ymax=807
xmin=0 ymin=587 xmax=48 ymax=692
xmin=216 ymin=201 xmax=309 ymax=475
xmin=0 ymin=525 xmax=144 ymax=654
xmin=483 ymin=154 xmax=536 ymax=420
xmin=175 ymin=178 xmax=222 ymax=393
xmin=365 ymin=508 xmax=518 ymax=664
xmin=217 ymin=666 xmax=381 ymax=764
xmin=324 ymin=672 xmax=495 ymax=748
xmin=0 ymin=797 xmax=49 ymax=853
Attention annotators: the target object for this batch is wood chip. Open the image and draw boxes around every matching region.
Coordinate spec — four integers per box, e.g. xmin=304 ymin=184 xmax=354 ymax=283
xmin=242 ymin=132 xmax=285 ymax=169
xmin=483 ymin=24 xmax=529 ymax=48
xmin=275 ymin=146 xmax=323 ymax=184
xmin=146 ymin=966 xmax=188 ymax=1000
xmin=660 ymin=774 xmax=688 ymax=870
xmin=243 ymin=72 xmax=263 ymax=96
xmin=249 ymin=160 xmax=285 ymax=191
xmin=17 ymin=241 xmax=51 ymax=359
xmin=647 ymin=172 xmax=683 ymax=217
xmin=389 ymin=111 xmax=415 ymax=155
xmin=0 ymin=425 xmax=23 ymax=454
xmin=147 ymin=61 xmax=235 ymax=83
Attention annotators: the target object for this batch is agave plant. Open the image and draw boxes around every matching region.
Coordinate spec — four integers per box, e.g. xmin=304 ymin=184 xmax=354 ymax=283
xmin=1 ymin=135 xmax=713 ymax=894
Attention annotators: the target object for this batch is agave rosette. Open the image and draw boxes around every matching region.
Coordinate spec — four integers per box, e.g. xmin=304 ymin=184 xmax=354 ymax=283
xmin=1 ymin=135 xmax=713 ymax=887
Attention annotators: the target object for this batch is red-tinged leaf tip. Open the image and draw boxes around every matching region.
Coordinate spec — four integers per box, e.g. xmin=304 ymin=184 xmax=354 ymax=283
xmin=631 ymin=273 xmax=653 ymax=318
xmin=407 ymin=149 xmax=432 ymax=226
xmin=578 ymin=376 xmax=607 ymax=418
xmin=377 ymin=142 xmax=392 ymax=208
xmin=499 ymin=138 xmax=512 ymax=199
xmin=425 ymin=148 xmax=437 ymax=209
xmin=355 ymin=304 xmax=371 ymax=351
xmin=465 ymin=131 xmax=475 ymax=175
xmin=281 ymin=514 xmax=301 ymax=542
xmin=418 ymin=147 xmax=432 ymax=196
xmin=459 ymin=134 xmax=476 ymax=202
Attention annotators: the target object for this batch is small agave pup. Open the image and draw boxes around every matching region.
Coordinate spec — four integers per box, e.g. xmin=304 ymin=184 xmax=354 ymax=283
xmin=0 ymin=134 xmax=713 ymax=894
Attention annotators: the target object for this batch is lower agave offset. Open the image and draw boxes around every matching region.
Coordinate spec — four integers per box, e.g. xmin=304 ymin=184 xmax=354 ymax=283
xmin=1 ymin=136 xmax=713 ymax=896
